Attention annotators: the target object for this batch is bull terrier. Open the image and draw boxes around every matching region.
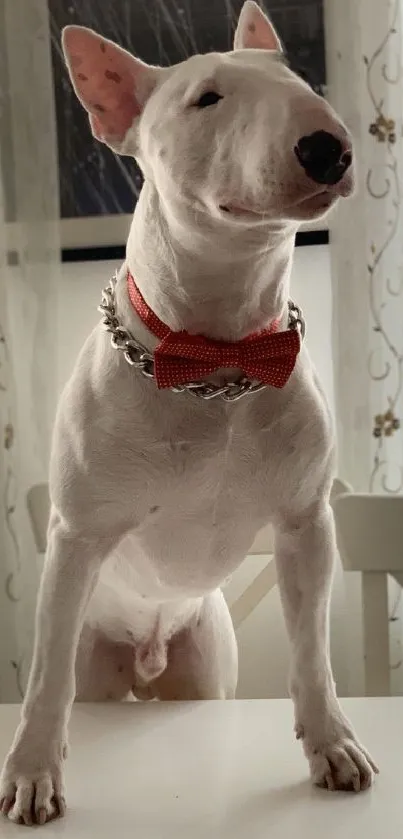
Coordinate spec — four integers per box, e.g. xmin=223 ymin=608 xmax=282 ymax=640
xmin=0 ymin=0 xmax=377 ymax=826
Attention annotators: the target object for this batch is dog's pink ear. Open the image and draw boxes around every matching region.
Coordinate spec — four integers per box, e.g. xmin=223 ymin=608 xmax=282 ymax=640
xmin=234 ymin=1 xmax=282 ymax=52
xmin=62 ymin=25 xmax=160 ymax=153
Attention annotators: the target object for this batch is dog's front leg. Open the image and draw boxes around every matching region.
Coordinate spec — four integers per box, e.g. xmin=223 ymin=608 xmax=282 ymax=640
xmin=275 ymin=503 xmax=378 ymax=792
xmin=0 ymin=509 xmax=110 ymax=826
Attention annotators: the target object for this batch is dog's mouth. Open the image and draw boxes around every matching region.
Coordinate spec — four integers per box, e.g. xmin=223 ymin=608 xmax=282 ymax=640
xmin=220 ymin=179 xmax=353 ymax=220
xmin=291 ymin=171 xmax=354 ymax=209
xmin=219 ymin=203 xmax=267 ymax=218
xmin=293 ymin=190 xmax=335 ymax=211
xmin=219 ymin=169 xmax=354 ymax=220
xmin=219 ymin=195 xmax=334 ymax=220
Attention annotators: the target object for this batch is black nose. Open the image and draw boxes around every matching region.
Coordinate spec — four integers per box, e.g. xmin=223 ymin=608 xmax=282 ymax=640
xmin=294 ymin=130 xmax=352 ymax=185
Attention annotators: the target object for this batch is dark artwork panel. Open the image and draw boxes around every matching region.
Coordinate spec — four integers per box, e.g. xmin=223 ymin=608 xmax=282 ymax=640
xmin=49 ymin=0 xmax=326 ymax=220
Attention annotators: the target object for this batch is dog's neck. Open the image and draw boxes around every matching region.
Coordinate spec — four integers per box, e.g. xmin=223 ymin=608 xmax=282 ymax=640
xmin=126 ymin=180 xmax=297 ymax=342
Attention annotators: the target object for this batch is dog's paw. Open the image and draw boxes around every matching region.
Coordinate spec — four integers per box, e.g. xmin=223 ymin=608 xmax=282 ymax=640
xmin=0 ymin=732 xmax=66 ymax=826
xmin=303 ymin=732 xmax=379 ymax=793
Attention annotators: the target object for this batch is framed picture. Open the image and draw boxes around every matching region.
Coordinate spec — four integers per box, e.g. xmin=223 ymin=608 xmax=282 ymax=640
xmin=49 ymin=0 xmax=327 ymax=251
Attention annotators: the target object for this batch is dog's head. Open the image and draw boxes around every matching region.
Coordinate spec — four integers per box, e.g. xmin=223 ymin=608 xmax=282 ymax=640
xmin=62 ymin=0 xmax=353 ymax=227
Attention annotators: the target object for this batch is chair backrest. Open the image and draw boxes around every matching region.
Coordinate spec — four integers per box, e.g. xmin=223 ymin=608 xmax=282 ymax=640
xmin=333 ymin=492 xmax=403 ymax=573
xmin=26 ymin=483 xmax=50 ymax=554
xmin=330 ymin=476 xmax=352 ymax=503
xmin=249 ymin=523 xmax=274 ymax=555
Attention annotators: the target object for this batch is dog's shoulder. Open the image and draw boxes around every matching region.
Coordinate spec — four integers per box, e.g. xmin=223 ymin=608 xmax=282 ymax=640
xmin=241 ymin=350 xmax=335 ymax=516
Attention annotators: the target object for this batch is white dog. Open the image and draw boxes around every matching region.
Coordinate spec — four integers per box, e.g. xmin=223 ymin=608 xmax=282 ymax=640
xmin=0 ymin=0 xmax=377 ymax=826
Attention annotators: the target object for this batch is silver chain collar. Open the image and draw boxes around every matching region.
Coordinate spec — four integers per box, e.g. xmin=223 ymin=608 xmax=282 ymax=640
xmin=98 ymin=271 xmax=305 ymax=403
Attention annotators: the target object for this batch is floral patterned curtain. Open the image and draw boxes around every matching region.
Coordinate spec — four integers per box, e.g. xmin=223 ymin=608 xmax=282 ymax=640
xmin=325 ymin=0 xmax=403 ymax=693
xmin=0 ymin=0 xmax=60 ymax=700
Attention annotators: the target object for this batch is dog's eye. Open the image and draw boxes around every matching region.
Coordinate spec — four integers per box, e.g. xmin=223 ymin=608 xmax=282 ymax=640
xmin=195 ymin=91 xmax=223 ymax=108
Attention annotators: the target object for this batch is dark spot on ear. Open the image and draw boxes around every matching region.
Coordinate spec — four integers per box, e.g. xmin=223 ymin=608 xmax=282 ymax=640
xmin=77 ymin=73 xmax=88 ymax=81
xmin=71 ymin=55 xmax=83 ymax=68
xmin=149 ymin=505 xmax=160 ymax=515
xmin=93 ymin=103 xmax=106 ymax=113
xmin=105 ymin=69 xmax=121 ymax=83
xmin=100 ymin=42 xmax=107 ymax=53
xmin=118 ymin=665 xmax=124 ymax=673
xmin=248 ymin=22 xmax=256 ymax=33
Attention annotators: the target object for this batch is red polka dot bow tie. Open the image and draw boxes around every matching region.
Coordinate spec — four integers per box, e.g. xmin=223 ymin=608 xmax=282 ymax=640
xmin=127 ymin=271 xmax=301 ymax=390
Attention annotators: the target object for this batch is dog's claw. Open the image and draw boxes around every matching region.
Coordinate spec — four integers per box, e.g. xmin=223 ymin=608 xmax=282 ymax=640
xmin=306 ymin=735 xmax=377 ymax=793
xmin=37 ymin=807 xmax=47 ymax=826
xmin=22 ymin=808 xmax=34 ymax=827
xmin=58 ymin=795 xmax=67 ymax=817
xmin=0 ymin=795 xmax=14 ymax=816
xmin=0 ymin=738 xmax=66 ymax=826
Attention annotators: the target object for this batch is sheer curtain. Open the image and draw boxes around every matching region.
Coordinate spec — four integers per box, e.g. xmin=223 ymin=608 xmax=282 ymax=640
xmin=0 ymin=0 xmax=60 ymax=700
xmin=325 ymin=0 xmax=403 ymax=693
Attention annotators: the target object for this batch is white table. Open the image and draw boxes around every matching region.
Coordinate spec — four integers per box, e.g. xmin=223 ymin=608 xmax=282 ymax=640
xmin=0 ymin=699 xmax=401 ymax=837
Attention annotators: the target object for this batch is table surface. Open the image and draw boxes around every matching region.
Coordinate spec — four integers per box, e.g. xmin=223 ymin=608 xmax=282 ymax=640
xmin=0 ymin=699 xmax=401 ymax=838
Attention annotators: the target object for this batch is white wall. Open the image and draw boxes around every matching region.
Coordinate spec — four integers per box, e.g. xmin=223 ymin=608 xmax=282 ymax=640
xmin=57 ymin=246 xmax=361 ymax=699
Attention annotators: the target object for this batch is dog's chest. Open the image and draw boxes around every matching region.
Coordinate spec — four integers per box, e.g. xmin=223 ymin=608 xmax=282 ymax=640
xmin=116 ymin=399 xmax=287 ymax=595
xmin=147 ymin=426 xmax=272 ymax=515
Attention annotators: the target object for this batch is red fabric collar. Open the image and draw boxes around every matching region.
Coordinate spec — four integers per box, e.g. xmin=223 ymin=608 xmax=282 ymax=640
xmin=127 ymin=270 xmax=300 ymax=390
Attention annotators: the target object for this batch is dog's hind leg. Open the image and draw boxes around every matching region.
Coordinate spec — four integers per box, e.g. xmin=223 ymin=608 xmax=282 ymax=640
xmin=75 ymin=625 xmax=136 ymax=702
xmin=153 ymin=589 xmax=238 ymax=700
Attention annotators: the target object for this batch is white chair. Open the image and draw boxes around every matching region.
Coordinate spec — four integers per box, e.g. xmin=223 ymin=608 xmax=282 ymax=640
xmin=230 ymin=523 xmax=276 ymax=630
xmin=27 ymin=483 xmax=50 ymax=554
xmin=332 ymin=489 xmax=403 ymax=696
